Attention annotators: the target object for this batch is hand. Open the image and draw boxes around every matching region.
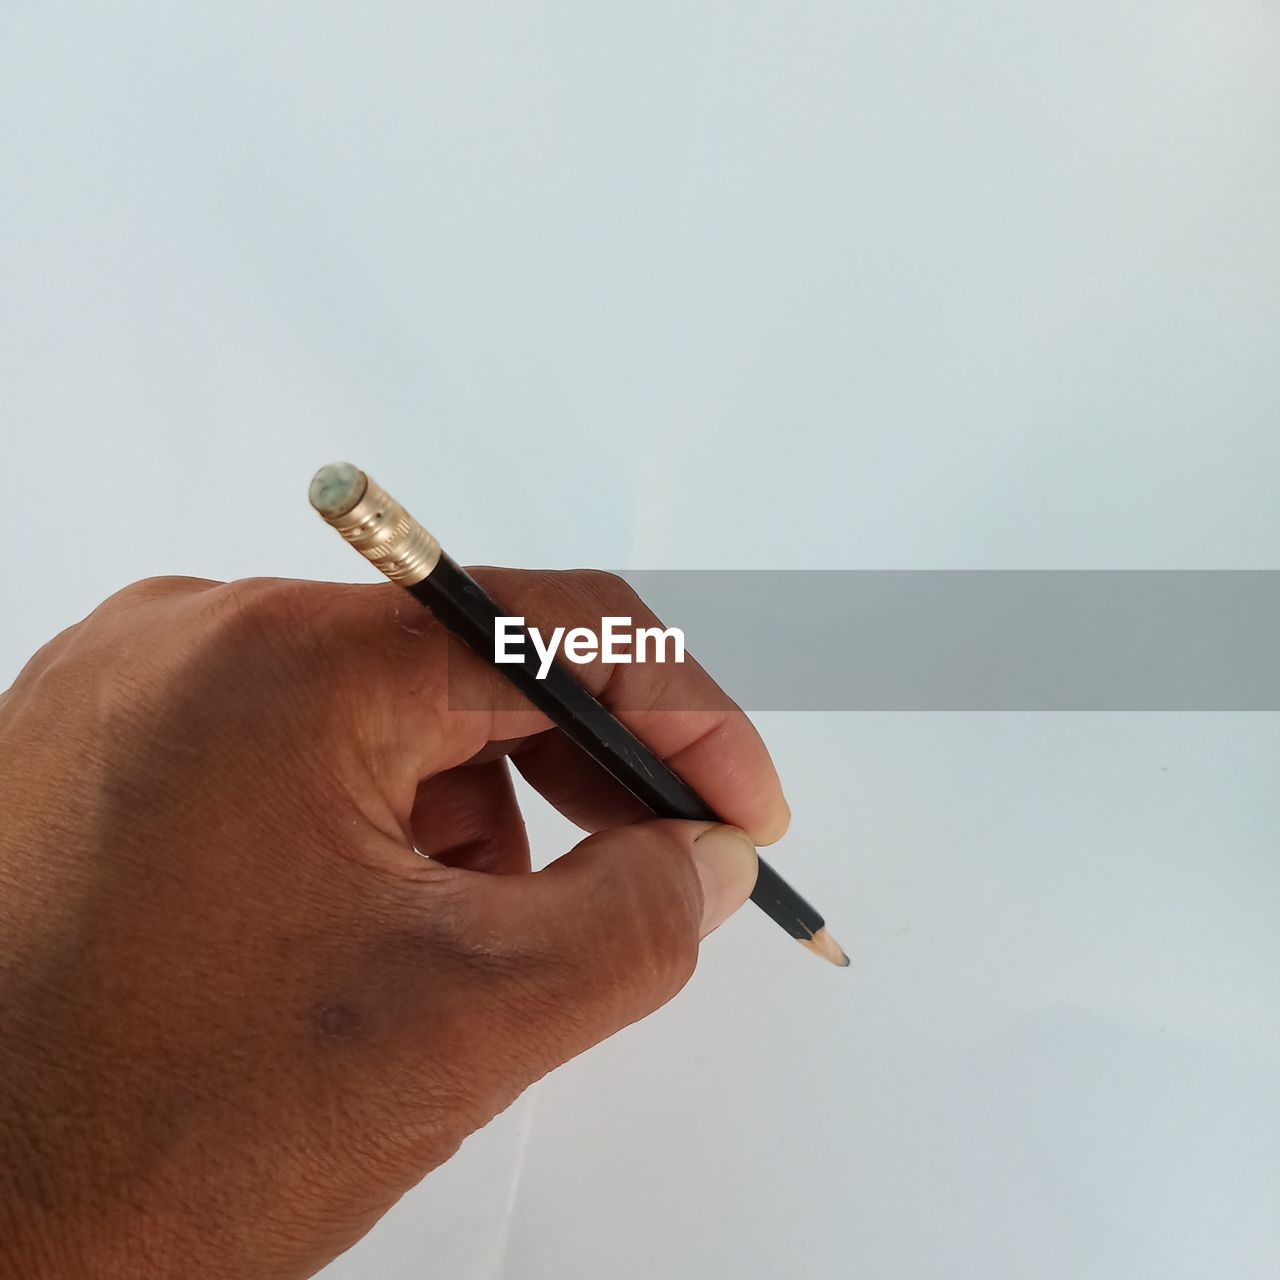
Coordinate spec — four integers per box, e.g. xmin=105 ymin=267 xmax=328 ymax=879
xmin=0 ymin=572 xmax=786 ymax=1278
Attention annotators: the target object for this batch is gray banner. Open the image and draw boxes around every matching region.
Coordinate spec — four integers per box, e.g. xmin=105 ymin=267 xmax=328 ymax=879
xmin=448 ymin=571 xmax=1280 ymax=711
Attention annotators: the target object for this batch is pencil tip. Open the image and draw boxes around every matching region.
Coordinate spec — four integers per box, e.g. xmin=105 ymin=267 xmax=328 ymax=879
xmin=799 ymin=926 xmax=850 ymax=968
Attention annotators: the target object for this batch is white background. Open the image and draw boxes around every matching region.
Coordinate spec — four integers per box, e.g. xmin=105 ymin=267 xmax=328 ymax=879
xmin=2 ymin=3 xmax=1278 ymax=1277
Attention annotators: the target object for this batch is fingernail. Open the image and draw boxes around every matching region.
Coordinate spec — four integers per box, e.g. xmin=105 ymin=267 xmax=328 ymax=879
xmin=692 ymin=826 xmax=759 ymax=938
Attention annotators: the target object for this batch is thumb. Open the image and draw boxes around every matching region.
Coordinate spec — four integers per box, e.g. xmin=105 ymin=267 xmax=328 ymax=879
xmin=479 ymin=820 xmax=758 ymax=1074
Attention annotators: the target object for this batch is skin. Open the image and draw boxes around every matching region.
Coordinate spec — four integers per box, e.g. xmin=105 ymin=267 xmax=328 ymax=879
xmin=0 ymin=570 xmax=785 ymax=1278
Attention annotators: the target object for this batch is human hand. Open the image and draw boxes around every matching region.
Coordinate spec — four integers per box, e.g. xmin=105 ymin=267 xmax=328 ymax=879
xmin=0 ymin=571 xmax=785 ymax=1278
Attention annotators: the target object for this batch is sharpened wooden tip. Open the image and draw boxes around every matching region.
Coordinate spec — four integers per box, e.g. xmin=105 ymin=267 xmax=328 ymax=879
xmin=800 ymin=926 xmax=850 ymax=967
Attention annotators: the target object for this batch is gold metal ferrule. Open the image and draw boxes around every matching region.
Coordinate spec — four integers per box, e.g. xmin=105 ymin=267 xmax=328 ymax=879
xmin=309 ymin=465 xmax=442 ymax=586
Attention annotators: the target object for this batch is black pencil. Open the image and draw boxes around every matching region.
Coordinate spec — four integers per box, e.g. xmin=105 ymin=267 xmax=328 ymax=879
xmin=308 ymin=463 xmax=848 ymax=967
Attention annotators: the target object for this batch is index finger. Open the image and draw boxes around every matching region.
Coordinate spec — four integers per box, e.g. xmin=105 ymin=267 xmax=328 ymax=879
xmin=462 ymin=568 xmax=791 ymax=847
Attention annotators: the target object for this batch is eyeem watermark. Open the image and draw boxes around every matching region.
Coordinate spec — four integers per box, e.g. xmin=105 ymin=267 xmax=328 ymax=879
xmin=443 ymin=571 xmax=1280 ymax=711
xmin=495 ymin=615 xmax=686 ymax=679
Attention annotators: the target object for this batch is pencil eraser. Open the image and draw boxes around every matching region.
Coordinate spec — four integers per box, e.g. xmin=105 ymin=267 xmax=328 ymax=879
xmin=309 ymin=463 xmax=366 ymax=518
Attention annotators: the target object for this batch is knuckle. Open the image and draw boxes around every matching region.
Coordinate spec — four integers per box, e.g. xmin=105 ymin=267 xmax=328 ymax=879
xmin=200 ymin=578 xmax=335 ymax=698
xmin=575 ymin=568 xmax=645 ymax=615
xmin=7 ymin=581 xmax=211 ymax=719
xmin=212 ymin=576 xmax=318 ymax=635
xmin=71 ymin=578 xmax=347 ymax=782
xmin=103 ymin=575 xmax=218 ymax=608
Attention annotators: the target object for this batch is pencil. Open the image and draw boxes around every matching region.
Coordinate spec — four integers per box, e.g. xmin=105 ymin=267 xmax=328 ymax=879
xmin=308 ymin=463 xmax=848 ymax=968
